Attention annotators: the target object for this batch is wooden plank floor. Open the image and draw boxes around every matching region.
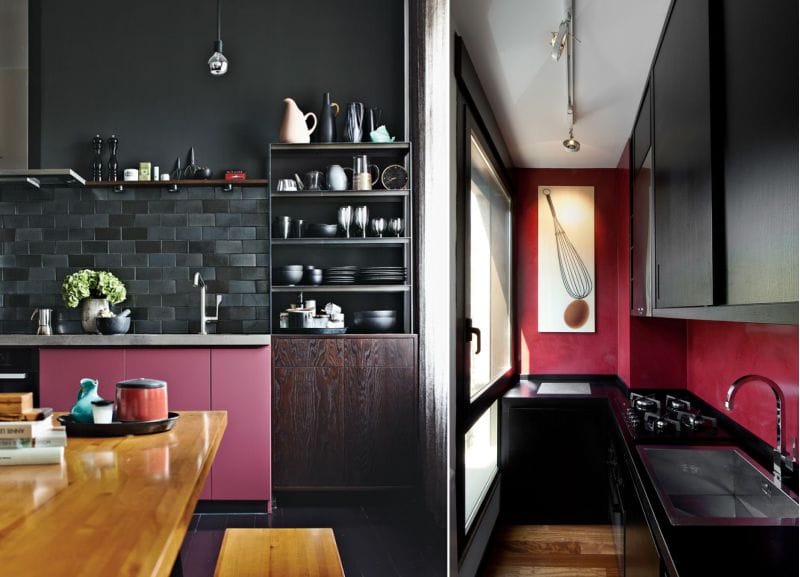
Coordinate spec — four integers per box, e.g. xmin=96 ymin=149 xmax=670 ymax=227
xmin=479 ymin=525 xmax=621 ymax=577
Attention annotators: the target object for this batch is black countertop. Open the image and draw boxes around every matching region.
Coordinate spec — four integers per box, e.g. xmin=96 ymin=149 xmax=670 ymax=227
xmin=503 ymin=377 xmax=799 ymax=577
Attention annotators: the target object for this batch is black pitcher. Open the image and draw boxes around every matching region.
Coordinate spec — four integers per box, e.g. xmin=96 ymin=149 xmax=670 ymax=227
xmin=317 ymin=92 xmax=340 ymax=143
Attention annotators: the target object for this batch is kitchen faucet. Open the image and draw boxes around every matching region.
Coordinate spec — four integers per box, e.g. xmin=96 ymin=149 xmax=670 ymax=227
xmin=725 ymin=374 xmax=796 ymax=486
xmin=192 ymin=272 xmax=222 ymax=335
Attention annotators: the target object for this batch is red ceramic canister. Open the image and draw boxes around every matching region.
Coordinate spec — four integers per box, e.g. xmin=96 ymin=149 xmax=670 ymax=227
xmin=115 ymin=378 xmax=168 ymax=422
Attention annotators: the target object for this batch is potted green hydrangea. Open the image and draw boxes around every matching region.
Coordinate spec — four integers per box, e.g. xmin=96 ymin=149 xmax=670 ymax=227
xmin=62 ymin=269 xmax=127 ymax=333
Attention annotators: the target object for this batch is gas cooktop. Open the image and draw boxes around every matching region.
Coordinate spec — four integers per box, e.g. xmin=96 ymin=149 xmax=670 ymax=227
xmin=617 ymin=390 xmax=731 ymax=443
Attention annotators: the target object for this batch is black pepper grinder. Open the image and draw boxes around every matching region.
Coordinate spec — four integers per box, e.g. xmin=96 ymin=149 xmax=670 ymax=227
xmin=90 ymin=134 xmax=104 ymax=181
xmin=107 ymin=135 xmax=119 ymax=181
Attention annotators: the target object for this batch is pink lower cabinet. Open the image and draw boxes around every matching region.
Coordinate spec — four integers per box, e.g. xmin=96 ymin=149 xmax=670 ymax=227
xmin=39 ymin=348 xmax=125 ymax=411
xmin=125 ymin=348 xmax=212 ymax=499
xmin=210 ymin=347 xmax=271 ymax=507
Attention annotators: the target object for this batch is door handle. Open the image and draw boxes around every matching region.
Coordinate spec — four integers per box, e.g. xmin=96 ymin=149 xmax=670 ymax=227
xmin=466 ymin=319 xmax=482 ymax=355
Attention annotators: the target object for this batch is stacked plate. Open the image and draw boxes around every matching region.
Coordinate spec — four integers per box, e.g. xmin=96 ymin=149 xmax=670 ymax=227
xmin=323 ymin=266 xmax=358 ymax=284
xmin=358 ymin=266 xmax=407 ymax=284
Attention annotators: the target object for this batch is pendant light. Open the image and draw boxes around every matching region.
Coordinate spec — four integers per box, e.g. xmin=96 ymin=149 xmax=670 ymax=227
xmin=563 ymin=126 xmax=580 ymax=152
xmin=208 ymin=0 xmax=228 ymax=76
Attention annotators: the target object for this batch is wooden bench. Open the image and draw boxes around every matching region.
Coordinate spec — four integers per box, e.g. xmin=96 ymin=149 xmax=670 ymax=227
xmin=213 ymin=528 xmax=346 ymax=577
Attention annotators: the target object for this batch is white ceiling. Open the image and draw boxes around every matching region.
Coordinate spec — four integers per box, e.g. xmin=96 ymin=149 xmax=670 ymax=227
xmin=454 ymin=0 xmax=671 ymax=168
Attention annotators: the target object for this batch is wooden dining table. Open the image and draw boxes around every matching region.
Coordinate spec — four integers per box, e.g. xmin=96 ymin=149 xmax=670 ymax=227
xmin=0 ymin=411 xmax=227 ymax=577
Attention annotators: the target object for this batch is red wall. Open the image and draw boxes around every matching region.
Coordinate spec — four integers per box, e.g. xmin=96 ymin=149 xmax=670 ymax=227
xmin=516 ymin=168 xmax=620 ymax=374
xmin=687 ymin=321 xmax=799 ymax=451
xmin=515 ymin=157 xmax=797 ymax=450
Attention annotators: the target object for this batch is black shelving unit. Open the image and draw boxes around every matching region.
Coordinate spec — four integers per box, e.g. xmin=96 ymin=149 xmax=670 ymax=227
xmin=268 ymin=142 xmax=414 ymax=333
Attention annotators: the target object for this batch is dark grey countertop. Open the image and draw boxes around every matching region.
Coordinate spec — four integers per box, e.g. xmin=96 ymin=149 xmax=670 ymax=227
xmin=0 ymin=334 xmax=271 ymax=347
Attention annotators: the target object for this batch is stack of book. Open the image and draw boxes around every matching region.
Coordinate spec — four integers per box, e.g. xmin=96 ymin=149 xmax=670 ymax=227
xmin=0 ymin=393 xmax=65 ymax=466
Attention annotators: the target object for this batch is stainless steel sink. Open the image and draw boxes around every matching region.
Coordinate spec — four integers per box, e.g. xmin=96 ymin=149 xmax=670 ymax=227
xmin=637 ymin=445 xmax=799 ymax=526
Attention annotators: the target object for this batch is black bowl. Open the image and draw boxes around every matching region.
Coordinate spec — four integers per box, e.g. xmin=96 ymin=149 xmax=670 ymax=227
xmin=273 ymin=267 xmax=304 ymax=285
xmin=351 ymin=315 xmax=398 ymax=333
xmin=96 ymin=316 xmax=131 ymax=335
xmin=306 ymin=223 xmax=339 ymax=238
xmin=354 ymin=310 xmax=398 ymax=318
xmin=305 ymin=269 xmax=323 ymax=285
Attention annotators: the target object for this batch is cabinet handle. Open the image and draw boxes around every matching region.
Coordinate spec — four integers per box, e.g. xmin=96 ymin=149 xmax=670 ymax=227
xmin=656 ymin=263 xmax=661 ymax=302
xmin=0 ymin=373 xmax=26 ymax=380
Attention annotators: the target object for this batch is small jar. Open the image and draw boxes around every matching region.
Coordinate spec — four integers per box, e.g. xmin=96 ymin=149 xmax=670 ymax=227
xmin=91 ymin=399 xmax=115 ymax=424
xmin=116 ymin=378 xmax=168 ymax=422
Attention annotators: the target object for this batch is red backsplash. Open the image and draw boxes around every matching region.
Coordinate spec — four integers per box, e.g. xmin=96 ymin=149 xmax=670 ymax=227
xmin=516 ymin=168 xmax=620 ymax=374
xmin=687 ymin=320 xmax=799 ymax=451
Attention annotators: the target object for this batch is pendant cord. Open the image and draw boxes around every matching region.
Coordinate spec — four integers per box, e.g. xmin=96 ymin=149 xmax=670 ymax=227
xmin=216 ymin=0 xmax=222 ymax=42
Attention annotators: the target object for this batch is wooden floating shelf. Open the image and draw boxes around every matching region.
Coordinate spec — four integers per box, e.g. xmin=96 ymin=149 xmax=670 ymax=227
xmin=271 ymin=189 xmax=409 ymax=198
xmin=271 ymin=284 xmax=411 ymax=293
xmin=271 ymin=237 xmax=410 ymax=246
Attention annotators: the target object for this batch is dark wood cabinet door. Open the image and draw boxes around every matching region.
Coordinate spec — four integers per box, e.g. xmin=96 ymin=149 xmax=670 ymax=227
xmin=272 ymin=336 xmax=417 ymax=490
xmin=720 ymin=0 xmax=798 ymax=306
xmin=343 ymin=366 xmax=416 ymax=486
xmin=633 ymin=80 xmax=652 ymax=174
xmin=272 ymin=364 xmax=344 ymax=488
xmin=653 ymin=0 xmax=715 ymax=308
xmin=501 ymin=403 xmax=609 ymax=524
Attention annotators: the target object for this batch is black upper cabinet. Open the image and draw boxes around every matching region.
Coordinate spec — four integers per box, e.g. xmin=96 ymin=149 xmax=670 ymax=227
xmin=720 ymin=0 xmax=798 ymax=306
xmin=652 ymin=0 xmax=715 ymax=309
xmin=631 ymin=81 xmax=654 ymax=316
xmin=633 ymin=82 xmax=651 ymax=175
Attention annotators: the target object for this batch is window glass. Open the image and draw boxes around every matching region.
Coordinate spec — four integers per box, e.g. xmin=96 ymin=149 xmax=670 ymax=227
xmin=464 ymin=401 xmax=499 ymax=530
xmin=469 ymin=135 xmax=512 ymax=399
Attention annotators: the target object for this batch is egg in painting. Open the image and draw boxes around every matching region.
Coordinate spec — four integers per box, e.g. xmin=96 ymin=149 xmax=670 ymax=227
xmin=564 ymin=299 xmax=590 ymax=329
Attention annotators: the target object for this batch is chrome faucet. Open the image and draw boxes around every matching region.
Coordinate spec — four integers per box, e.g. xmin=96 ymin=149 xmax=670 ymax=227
xmin=192 ymin=272 xmax=222 ymax=335
xmin=725 ymin=374 xmax=796 ymax=486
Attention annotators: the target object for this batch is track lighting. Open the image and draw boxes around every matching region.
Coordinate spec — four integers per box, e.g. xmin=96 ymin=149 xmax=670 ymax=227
xmin=550 ymin=18 xmax=570 ymax=61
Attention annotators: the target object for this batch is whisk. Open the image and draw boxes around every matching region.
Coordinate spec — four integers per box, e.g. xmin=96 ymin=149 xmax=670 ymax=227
xmin=542 ymin=188 xmax=593 ymax=300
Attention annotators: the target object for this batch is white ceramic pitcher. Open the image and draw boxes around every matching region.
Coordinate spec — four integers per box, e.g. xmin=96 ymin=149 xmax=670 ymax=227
xmin=279 ymin=98 xmax=317 ymax=144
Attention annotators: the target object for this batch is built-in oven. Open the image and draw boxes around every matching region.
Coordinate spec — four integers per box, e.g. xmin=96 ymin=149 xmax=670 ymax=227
xmin=0 ymin=348 xmax=39 ymax=406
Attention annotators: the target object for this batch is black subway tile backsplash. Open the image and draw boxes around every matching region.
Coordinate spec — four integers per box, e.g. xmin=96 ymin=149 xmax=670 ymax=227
xmin=0 ymin=185 xmax=270 ymax=334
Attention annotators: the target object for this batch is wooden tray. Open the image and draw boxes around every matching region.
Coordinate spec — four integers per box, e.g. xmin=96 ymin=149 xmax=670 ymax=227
xmin=57 ymin=412 xmax=180 ymax=437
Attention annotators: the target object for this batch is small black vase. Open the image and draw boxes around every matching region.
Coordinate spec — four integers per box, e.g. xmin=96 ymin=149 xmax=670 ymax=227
xmin=317 ymin=92 xmax=339 ymax=143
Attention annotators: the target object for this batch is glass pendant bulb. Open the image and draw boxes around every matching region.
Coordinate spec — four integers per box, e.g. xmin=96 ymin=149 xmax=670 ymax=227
xmin=208 ymin=40 xmax=228 ymax=76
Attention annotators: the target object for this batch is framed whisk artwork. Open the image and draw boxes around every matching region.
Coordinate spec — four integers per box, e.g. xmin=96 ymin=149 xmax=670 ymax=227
xmin=537 ymin=186 xmax=595 ymax=332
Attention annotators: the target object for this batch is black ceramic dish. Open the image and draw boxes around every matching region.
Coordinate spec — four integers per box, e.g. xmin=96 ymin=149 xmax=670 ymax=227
xmin=352 ymin=311 xmax=398 ymax=332
xmin=305 ymin=223 xmax=339 ymax=238
xmin=57 ymin=412 xmax=180 ymax=437
xmin=273 ymin=266 xmax=304 ymax=285
xmin=274 ymin=327 xmax=348 ymax=335
xmin=96 ymin=316 xmax=131 ymax=335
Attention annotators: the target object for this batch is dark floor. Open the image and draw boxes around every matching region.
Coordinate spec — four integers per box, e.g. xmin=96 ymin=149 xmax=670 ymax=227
xmin=179 ymin=499 xmax=443 ymax=577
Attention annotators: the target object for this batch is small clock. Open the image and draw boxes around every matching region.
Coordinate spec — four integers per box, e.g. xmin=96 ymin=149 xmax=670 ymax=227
xmin=380 ymin=164 xmax=408 ymax=190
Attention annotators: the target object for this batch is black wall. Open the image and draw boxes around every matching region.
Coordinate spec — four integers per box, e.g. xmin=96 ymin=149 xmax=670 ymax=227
xmin=0 ymin=184 xmax=269 ymax=334
xmin=31 ymin=0 xmax=405 ymax=178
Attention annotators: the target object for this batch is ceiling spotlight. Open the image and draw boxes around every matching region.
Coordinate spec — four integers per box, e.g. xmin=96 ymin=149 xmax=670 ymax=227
xmin=550 ymin=18 xmax=570 ymax=61
xmin=563 ymin=127 xmax=580 ymax=152
xmin=208 ymin=0 xmax=228 ymax=76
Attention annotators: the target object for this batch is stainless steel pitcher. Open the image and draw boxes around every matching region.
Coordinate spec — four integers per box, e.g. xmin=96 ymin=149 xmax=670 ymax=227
xmin=31 ymin=308 xmax=53 ymax=335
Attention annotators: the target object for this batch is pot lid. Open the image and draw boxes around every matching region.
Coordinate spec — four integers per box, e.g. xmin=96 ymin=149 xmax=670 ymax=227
xmin=117 ymin=378 xmax=167 ymax=389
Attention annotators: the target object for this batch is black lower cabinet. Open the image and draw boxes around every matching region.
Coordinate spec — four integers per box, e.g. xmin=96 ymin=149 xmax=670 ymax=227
xmin=500 ymin=399 xmax=609 ymax=524
xmin=609 ymin=419 xmax=663 ymax=577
